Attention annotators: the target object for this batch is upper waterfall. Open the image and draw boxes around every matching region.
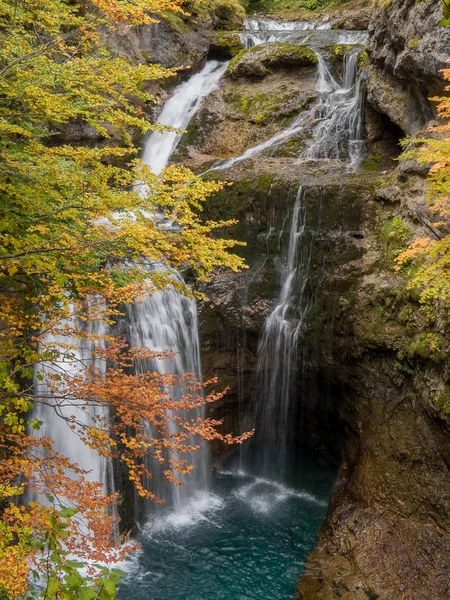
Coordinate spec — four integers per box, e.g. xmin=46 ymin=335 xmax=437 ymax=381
xmin=302 ymin=50 xmax=366 ymax=169
xmin=239 ymin=17 xmax=367 ymax=48
xmin=141 ymin=60 xmax=228 ymax=175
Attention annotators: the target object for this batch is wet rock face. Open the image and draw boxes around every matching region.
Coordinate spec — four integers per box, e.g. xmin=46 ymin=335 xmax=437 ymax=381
xmin=200 ymin=171 xmax=370 ymax=459
xmin=296 ymin=168 xmax=450 ymax=599
xmin=366 ymin=0 xmax=447 ymax=134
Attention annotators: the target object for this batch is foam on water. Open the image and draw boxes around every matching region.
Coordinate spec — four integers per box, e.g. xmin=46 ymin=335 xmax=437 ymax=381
xmin=222 ymin=470 xmax=327 ymax=514
xmin=117 ymin=457 xmax=336 ymax=600
xmin=143 ymin=491 xmax=225 ymax=534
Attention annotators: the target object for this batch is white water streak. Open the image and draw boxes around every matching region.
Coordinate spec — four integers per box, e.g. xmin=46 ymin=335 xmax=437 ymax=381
xmin=301 ymin=50 xmax=366 ymax=169
xmin=133 ymin=61 xmax=230 ymax=512
xmin=142 ymin=61 xmax=228 ymax=175
xmin=239 ymin=18 xmax=367 ymax=48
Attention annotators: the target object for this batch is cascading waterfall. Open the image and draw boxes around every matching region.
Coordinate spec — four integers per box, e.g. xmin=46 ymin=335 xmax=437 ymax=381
xmin=239 ymin=18 xmax=367 ymax=48
xmin=248 ymin=52 xmax=366 ymax=477
xmin=202 ymin=111 xmax=310 ymax=174
xmin=129 ymin=59 xmax=228 ymax=513
xmin=126 ymin=270 xmax=208 ymax=511
xmin=205 ymin=46 xmax=366 ymax=175
xmin=141 ymin=60 xmax=228 ymax=176
xmin=32 ymin=60 xmax=228 ymax=515
xmin=240 ymin=18 xmax=331 ymax=48
xmin=248 ymin=187 xmax=318 ymax=477
xmin=302 ymin=50 xmax=366 ymax=169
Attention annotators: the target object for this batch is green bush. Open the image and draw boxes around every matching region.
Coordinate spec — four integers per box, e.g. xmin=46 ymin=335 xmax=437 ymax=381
xmin=380 ymin=216 xmax=413 ymax=265
xmin=408 ymin=333 xmax=444 ymax=363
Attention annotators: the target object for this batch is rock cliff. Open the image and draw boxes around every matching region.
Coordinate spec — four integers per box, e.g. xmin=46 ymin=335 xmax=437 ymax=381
xmin=167 ymin=2 xmax=450 ymax=597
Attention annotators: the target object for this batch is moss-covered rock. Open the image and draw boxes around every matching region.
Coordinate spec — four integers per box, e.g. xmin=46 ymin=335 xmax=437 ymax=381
xmin=227 ymin=43 xmax=318 ymax=79
xmin=325 ymin=43 xmax=358 ymax=71
xmin=210 ymin=31 xmax=244 ymax=58
xmin=212 ymin=0 xmax=245 ymax=29
xmin=222 ymin=83 xmax=312 ymax=124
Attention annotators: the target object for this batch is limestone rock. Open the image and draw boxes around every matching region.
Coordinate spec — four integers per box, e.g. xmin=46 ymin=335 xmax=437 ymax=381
xmin=227 ymin=44 xmax=318 ymax=80
xmin=365 ymin=0 xmax=448 ymax=135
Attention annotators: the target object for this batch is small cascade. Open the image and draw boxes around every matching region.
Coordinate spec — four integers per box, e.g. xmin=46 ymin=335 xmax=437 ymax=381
xmin=239 ymin=18 xmax=367 ymax=48
xmin=240 ymin=18 xmax=331 ymax=48
xmin=142 ymin=60 xmax=228 ymax=176
xmin=205 ymin=42 xmax=366 ymax=175
xmin=302 ymin=50 xmax=366 ymax=169
xmin=250 ymin=187 xmax=314 ymax=476
xmin=203 ymin=111 xmax=309 ymax=174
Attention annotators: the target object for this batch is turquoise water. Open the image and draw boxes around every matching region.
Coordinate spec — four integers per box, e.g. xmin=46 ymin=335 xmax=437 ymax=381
xmin=117 ymin=451 xmax=336 ymax=600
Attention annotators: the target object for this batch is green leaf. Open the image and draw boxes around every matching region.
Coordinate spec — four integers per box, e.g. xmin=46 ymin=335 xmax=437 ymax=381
xmin=59 ymin=507 xmax=78 ymax=519
xmin=47 ymin=577 xmax=60 ymax=595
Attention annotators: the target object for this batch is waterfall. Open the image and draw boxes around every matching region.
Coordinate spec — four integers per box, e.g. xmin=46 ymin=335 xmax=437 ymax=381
xmin=129 ymin=60 xmax=228 ymax=513
xmin=202 ymin=111 xmax=309 ymax=174
xmin=204 ymin=50 xmax=366 ymax=175
xmin=240 ymin=18 xmax=331 ymax=48
xmin=126 ymin=269 xmax=208 ymax=511
xmin=302 ymin=50 xmax=366 ymax=169
xmin=32 ymin=61 xmax=228 ymax=515
xmin=142 ymin=60 xmax=228 ymax=176
xmin=247 ymin=52 xmax=366 ymax=477
xmin=249 ymin=187 xmax=314 ymax=476
xmin=239 ymin=18 xmax=367 ymax=48
xmin=33 ymin=302 xmax=111 ymax=499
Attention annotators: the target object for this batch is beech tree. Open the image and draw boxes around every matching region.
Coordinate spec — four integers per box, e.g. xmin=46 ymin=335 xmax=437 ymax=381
xmin=0 ymin=0 xmax=249 ymax=597
xmin=396 ymin=61 xmax=450 ymax=304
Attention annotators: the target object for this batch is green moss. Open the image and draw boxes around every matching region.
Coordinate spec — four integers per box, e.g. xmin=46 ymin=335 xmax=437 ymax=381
xmin=358 ymin=49 xmax=370 ymax=68
xmin=224 ymin=84 xmax=309 ymax=124
xmin=213 ymin=0 xmax=245 ymax=29
xmin=362 ymin=153 xmax=383 ymax=170
xmin=435 ymin=389 xmax=450 ymax=414
xmin=407 ymin=38 xmax=419 ymax=49
xmin=273 ymin=135 xmax=305 ymax=156
xmin=408 ymin=333 xmax=444 ymax=363
xmin=227 ymin=43 xmax=317 ymax=77
xmin=325 ymin=44 xmax=354 ymax=67
xmin=212 ymin=31 xmax=244 ymax=57
xmin=160 ymin=10 xmax=187 ymax=32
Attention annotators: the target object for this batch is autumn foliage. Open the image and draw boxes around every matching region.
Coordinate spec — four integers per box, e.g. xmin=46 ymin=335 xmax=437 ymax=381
xmin=0 ymin=0 xmax=248 ymax=597
xmin=395 ymin=60 xmax=450 ymax=304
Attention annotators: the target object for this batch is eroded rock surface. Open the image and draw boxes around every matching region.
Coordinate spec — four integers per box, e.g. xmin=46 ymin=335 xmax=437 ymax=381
xmin=366 ymin=0 xmax=448 ymax=135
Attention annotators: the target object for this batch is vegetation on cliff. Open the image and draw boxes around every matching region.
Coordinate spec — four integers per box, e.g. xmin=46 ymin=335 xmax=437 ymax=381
xmin=396 ymin=63 xmax=450 ymax=309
